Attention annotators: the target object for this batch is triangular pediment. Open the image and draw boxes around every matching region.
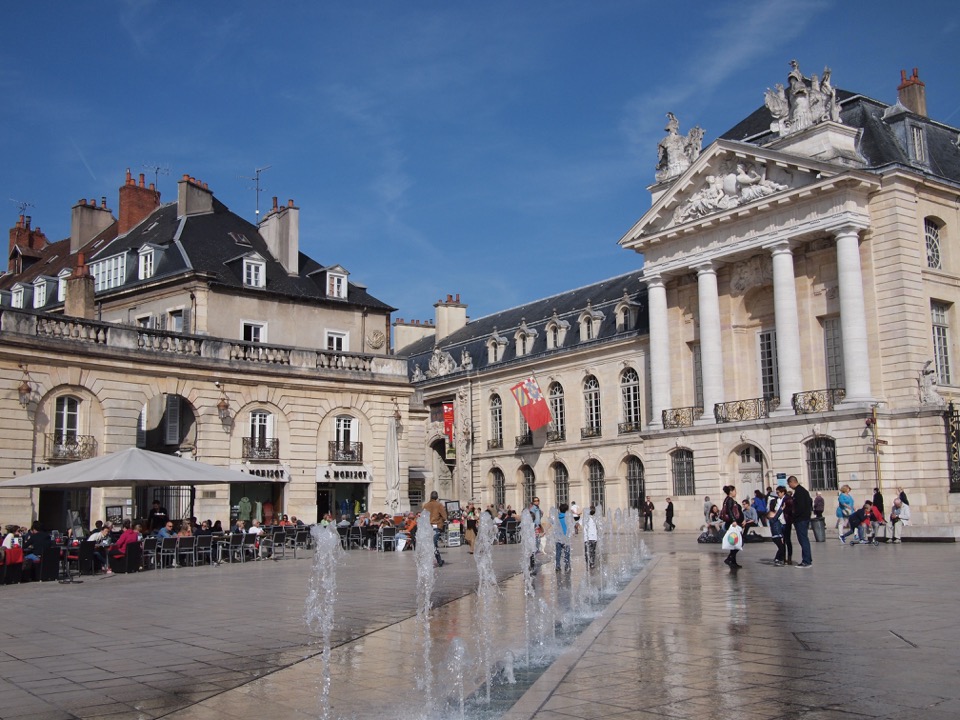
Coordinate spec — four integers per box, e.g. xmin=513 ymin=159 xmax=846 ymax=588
xmin=621 ymin=140 xmax=852 ymax=246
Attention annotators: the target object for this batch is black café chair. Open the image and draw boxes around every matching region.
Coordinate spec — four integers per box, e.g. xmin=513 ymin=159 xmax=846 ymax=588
xmin=177 ymin=536 xmax=196 ymax=567
xmin=158 ymin=537 xmax=179 ymax=569
xmin=108 ymin=542 xmax=142 ymax=574
xmin=194 ymin=534 xmax=213 ymax=565
xmin=39 ymin=545 xmax=61 ymax=582
xmin=377 ymin=527 xmax=397 ymax=552
xmin=141 ymin=537 xmax=158 ymax=570
xmin=67 ymin=541 xmax=96 ymax=576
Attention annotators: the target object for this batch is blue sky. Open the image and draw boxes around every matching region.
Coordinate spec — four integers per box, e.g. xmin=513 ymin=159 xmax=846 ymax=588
xmin=2 ymin=1 xmax=958 ymax=325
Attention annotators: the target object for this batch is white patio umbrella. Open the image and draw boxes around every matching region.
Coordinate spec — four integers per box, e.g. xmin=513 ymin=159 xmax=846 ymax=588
xmin=0 ymin=447 xmax=275 ymax=489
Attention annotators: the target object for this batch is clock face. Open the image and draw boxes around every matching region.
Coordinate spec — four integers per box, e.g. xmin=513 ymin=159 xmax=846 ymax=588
xmin=367 ymin=330 xmax=386 ymax=349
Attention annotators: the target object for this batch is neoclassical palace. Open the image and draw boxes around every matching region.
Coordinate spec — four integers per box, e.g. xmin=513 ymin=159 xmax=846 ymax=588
xmin=403 ymin=65 xmax=960 ymax=534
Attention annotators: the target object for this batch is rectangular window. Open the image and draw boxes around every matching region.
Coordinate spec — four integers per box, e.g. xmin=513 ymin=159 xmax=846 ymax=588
xmin=933 ymin=302 xmax=952 ymax=385
xmin=12 ymin=287 xmax=24 ymax=308
xmin=758 ymin=330 xmax=779 ymax=399
xmin=243 ymin=322 xmax=265 ymax=343
xmin=138 ymin=251 xmax=154 ymax=280
xmin=33 ymin=283 xmax=46 ymax=308
xmin=326 ymin=331 xmax=347 ymax=352
xmin=823 ymin=316 xmax=844 ymax=389
xmin=671 ymin=450 xmax=696 ymax=496
xmin=91 ymin=254 xmax=127 ymax=292
xmin=912 ymin=125 xmax=926 ymax=163
xmin=327 ymin=274 xmax=346 ymax=298
xmin=243 ymin=259 xmax=265 ymax=288
xmin=168 ymin=310 xmax=184 ymax=333
xmin=692 ymin=342 xmax=703 ymax=408
xmin=57 ymin=274 xmax=68 ymax=302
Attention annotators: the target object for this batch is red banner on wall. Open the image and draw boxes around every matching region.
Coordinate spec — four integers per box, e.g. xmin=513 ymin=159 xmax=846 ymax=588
xmin=442 ymin=402 xmax=455 ymax=444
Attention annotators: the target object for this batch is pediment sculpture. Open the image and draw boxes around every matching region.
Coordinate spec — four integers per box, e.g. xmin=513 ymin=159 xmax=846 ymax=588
xmin=426 ymin=346 xmax=458 ymax=378
xmin=460 ymin=348 xmax=473 ymax=371
xmin=656 ymin=113 xmax=704 ymax=183
xmin=673 ymin=161 xmax=788 ymax=225
xmin=765 ymin=60 xmax=841 ymax=137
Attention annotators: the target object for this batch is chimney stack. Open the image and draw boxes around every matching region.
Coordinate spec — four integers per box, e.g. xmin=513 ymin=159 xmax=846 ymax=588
xmin=70 ymin=198 xmax=115 ymax=254
xmin=7 ymin=215 xmax=49 ymax=272
xmin=64 ymin=253 xmax=96 ymax=319
xmin=897 ymin=68 xmax=927 ymax=117
xmin=434 ymin=293 xmax=468 ymax=341
xmin=119 ymin=167 xmax=162 ymax=234
xmin=176 ymin=174 xmax=214 ymax=217
xmin=258 ymin=198 xmax=300 ymax=275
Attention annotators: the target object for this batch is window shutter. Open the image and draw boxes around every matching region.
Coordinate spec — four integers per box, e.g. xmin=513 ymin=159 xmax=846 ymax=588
xmin=136 ymin=406 xmax=147 ymax=448
xmin=164 ymin=395 xmax=181 ymax=445
xmin=181 ymin=307 xmax=192 ymax=335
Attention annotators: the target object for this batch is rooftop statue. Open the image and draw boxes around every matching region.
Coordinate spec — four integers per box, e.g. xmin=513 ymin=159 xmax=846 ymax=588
xmin=656 ymin=113 xmax=704 ymax=183
xmin=765 ymin=60 xmax=840 ymax=137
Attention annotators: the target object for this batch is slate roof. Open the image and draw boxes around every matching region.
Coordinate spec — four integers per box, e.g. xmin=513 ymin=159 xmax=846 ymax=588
xmin=1 ymin=196 xmax=394 ymax=312
xmin=720 ymin=90 xmax=960 ymax=184
xmin=400 ymin=269 xmax=648 ymax=381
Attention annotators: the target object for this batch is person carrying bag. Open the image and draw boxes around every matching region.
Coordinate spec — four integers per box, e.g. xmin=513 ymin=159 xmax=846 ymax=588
xmin=721 ymin=485 xmax=745 ymax=568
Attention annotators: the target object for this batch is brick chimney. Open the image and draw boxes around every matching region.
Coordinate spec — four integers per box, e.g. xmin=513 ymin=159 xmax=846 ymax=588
xmin=64 ymin=253 xmax=96 ymax=319
xmin=7 ymin=215 xmax=48 ymax=272
xmin=70 ymin=198 xmax=116 ymax=254
xmin=897 ymin=68 xmax=927 ymax=117
xmin=176 ymin=174 xmax=214 ymax=217
xmin=258 ymin=196 xmax=299 ymax=275
xmin=119 ymin=168 xmax=161 ymax=234
xmin=434 ymin=293 xmax=467 ymax=341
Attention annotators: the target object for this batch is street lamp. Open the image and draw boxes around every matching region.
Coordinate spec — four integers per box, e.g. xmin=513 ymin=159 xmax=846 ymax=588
xmin=17 ymin=364 xmax=33 ymax=407
xmin=215 ymin=382 xmax=230 ymax=421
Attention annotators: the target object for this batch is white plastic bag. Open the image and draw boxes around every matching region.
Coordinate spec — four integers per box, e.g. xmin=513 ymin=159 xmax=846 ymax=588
xmin=721 ymin=525 xmax=743 ymax=551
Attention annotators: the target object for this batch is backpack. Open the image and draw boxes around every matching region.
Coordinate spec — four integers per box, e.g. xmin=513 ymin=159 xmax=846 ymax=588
xmin=719 ymin=500 xmax=731 ymax=524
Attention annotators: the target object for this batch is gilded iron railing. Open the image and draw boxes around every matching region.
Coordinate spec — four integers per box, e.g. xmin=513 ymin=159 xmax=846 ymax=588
xmin=618 ymin=421 xmax=642 ymax=434
xmin=487 ymin=438 xmax=503 ymax=450
xmin=515 ymin=432 xmax=533 ymax=448
xmin=242 ymin=437 xmax=280 ymax=461
xmin=661 ymin=406 xmax=703 ymax=429
xmin=44 ymin=433 xmax=97 ymax=463
xmin=792 ymin=388 xmax=846 ymax=414
xmin=714 ymin=396 xmax=779 ymax=423
xmin=546 ymin=424 xmax=565 ymax=442
xmin=580 ymin=426 xmax=602 ymax=439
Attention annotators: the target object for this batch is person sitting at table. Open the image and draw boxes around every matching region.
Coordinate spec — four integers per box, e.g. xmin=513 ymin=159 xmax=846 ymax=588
xmin=292 ymin=516 xmax=305 ymax=527
xmin=318 ymin=513 xmax=333 ymax=527
xmin=396 ymin=512 xmax=418 ymax=551
xmin=107 ymin=520 xmax=140 ymax=574
xmin=279 ymin=514 xmax=294 ymax=527
xmin=87 ymin=521 xmax=113 ymax=573
xmin=156 ymin=521 xmax=177 ymax=540
xmin=230 ymin=519 xmax=246 ymax=534
xmin=1 ymin=524 xmax=23 ymax=566
xmin=196 ymin=520 xmax=213 ymax=536
xmin=247 ymin=519 xmax=265 ymax=536
xmin=177 ymin=520 xmax=193 ymax=538
xmin=337 ymin=515 xmax=351 ymax=528
xmin=21 ymin=521 xmax=52 ymax=579
xmin=212 ymin=520 xmax=224 ymax=533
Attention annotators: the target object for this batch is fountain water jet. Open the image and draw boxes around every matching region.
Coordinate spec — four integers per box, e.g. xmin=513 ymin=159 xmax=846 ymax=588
xmin=304 ymin=523 xmax=344 ymax=720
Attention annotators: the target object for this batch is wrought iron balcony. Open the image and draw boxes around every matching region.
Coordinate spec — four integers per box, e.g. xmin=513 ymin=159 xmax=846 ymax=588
xmin=792 ymin=388 xmax=846 ymax=414
xmin=44 ymin=433 xmax=97 ymax=463
xmin=580 ymin=426 xmax=602 ymax=440
xmin=242 ymin=437 xmax=280 ymax=461
xmin=662 ymin=406 xmax=703 ymax=429
xmin=487 ymin=438 xmax=503 ymax=450
xmin=714 ymin=396 xmax=780 ymax=424
xmin=515 ymin=432 xmax=533 ymax=448
xmin=546 ymin=424 xmax=565 ymax=442
xmin=328 ymin=441 xmax=363 ymax=463
xmin=618 ymin=421 xmax=643 ymax=435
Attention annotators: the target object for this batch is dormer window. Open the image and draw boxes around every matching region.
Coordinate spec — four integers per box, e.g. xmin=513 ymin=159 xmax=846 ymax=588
xmin=912 ymin=125 xmax=926 ymax=163
xmin=614 ymin=290 xmax=639 ymax=332
xmin=243 ymin=257 xmax=266 ymax=288
xmin=138 ymin=247 xmax=155 ymax=280
xmin=578 ymin=301 xmax=605 ymax=343
xmin=11 ymin=285 xmax=24 ymax=308
xmin=57 ymin=269 xmax=70 ymax=302
xmin=514 ymin=318 xmax=538 ymax=358
xmin=487 ymin=327 xmax=508 ymax=363
xmin=90 ymin=253 xmax=127 ymax=292
xmin=327 ymin=273 xmax=347 ymax=298
xmin=32 ymin=279 xmax=46 ymax=308
xmin=545 ymin=310 xmax=569 ymax=350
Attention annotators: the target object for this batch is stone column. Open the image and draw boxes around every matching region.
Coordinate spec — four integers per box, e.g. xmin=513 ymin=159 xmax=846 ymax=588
xmin=695 ymin=262 xmax=723 ymax=421
xmin=770 ymin=241 xmax=803 ymax=408
xmin=646 ymin=273 xmax=671 ymax=429
xmin=835 ymin=226 xmax=873 ymax=402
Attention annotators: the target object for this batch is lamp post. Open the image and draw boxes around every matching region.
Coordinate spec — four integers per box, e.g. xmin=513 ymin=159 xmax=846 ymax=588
xmin=17 ymin=364 xmax=33 ymax=407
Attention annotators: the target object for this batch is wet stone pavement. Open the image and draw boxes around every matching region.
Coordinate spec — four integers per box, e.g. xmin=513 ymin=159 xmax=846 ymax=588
xmin=1 ymin=530 xmax=959 ymax=720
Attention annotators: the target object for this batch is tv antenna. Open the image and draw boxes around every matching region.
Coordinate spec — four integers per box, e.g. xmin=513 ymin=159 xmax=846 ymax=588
xmin=142 ymin=163 xmax=170 ymax=190
xmin=10 ymin=197 xmax=35 ymax=214
xmin=240 ymin=165 xmax=271 ymax=224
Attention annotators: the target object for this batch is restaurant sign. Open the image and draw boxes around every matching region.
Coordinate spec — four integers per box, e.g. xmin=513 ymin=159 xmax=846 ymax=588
xmin=316 ymin=464 xmax=374 ymax=483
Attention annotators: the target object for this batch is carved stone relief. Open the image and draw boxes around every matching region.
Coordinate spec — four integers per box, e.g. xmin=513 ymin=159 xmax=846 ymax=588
xmin=673 ymin=161 xmax=788 ymax=225
xmin=425 ymin=346 xmax=458 ymax=378
xmin=730 ymin=254 xmax=774 ymax=297
xmin=656 ymin=112 xmax=704 ymax=183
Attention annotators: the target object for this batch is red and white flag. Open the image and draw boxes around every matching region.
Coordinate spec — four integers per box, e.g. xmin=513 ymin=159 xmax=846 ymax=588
xmin=510 ymin=376 xmax=553 ymax=431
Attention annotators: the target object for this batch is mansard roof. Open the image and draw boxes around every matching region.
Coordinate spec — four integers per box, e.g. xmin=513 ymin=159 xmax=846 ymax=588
xmin=401 ymin=269 xmax=648 ymax=380
xmin=721 ymin=90 xmax=960 ymax=185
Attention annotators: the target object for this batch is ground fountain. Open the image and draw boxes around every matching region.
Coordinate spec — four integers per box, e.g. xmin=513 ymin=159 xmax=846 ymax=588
xmin=304 ymin=523 xmax=344 ymax=720
xmin=415 ymin=508 xmax=438 ymax=713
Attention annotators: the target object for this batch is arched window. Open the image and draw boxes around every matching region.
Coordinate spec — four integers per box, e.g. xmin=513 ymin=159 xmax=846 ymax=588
xmin=332 ymin=414 xmax=360 ymax=462
xmin=926 ymin=218 xmax=943 ymax=269
xmin=522 ymin=465 xmax=537 ymax=508
xmin=548 ymin=382 xmax=565 ymax=441
xmin=806 ymin=437 xmax=838 ymax=491
xmin=626 ymin=456 xmax=645 ymax=509
xmin=584 ymin=317 xmax=594 ymax=341
xmin=488 ymin=394 xmax=503 ymax=449
xmin=582 ymin=375 xmax=601 ymax=438
xmin=587 ymin=460 xmax=605 ymax=510
xmin=554 ymin=463 xmax=569 ymax=506
xmin=671 ymin=449 xmax=695 ymax=496
xmin=620 ymin=368 xmax=642 ymax=433
xmin=54 ymin=396 xmax=79 ymax=442
xmin=491 ymin=467 xmax=506 ymax=508
xmin=245 ymin=410 xmax=277 ymax=460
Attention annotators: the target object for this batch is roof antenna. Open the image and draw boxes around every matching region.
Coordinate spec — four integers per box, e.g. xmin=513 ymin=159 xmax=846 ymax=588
xmin=240 ymin=165 xmax=271 ymax=224
xmin=142 ymin=163 xmax=169 ymax=192
xmin=10 ymin=198 xmax=35 ymax=217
